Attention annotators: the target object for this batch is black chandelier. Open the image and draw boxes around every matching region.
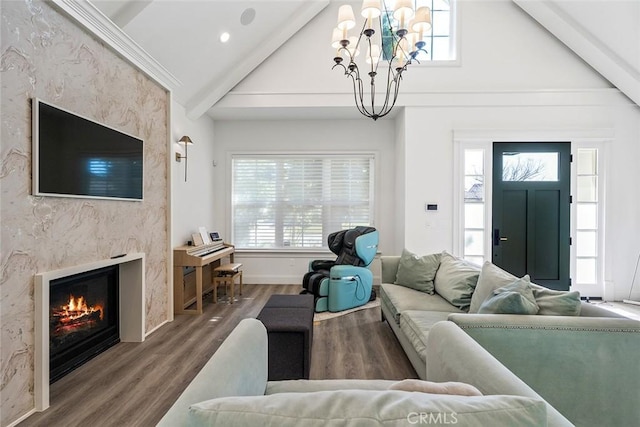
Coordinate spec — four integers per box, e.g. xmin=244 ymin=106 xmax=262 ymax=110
xmin=332 ymin=0 xmax=431 ymax=121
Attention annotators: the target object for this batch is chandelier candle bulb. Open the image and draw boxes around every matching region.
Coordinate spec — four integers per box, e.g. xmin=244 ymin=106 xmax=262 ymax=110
xmin=331 ymin=28 xmax=343 ymax=48
xmin=366 ymin=44 xmax=381 ymax=66
xmin=349 ymin=36 xmax=361 ymax=57
xmin=406 ymin=32 xmax=419 ymax=52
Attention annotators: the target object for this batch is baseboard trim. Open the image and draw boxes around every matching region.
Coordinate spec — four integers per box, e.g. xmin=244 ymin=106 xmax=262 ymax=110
xmin=6 ymin=408 xmax=37 ymax=427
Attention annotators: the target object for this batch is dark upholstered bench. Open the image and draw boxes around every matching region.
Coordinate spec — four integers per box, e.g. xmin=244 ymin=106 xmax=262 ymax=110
xmin=256 ymin=294 xmax=314 ymax=380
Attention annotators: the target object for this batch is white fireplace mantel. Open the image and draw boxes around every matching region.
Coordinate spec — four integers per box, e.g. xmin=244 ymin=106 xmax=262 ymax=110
xmin=34 ymin=253 xmax=145 ymax=411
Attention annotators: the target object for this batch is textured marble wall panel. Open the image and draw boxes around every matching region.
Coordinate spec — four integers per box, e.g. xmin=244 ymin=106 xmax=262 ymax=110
xmin=0 ymin=1 xmax=169 ymax=424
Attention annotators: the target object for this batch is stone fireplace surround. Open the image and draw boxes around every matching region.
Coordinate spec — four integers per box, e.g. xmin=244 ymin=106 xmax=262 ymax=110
xmin=34 ymin=253 xmax=145 ymax=411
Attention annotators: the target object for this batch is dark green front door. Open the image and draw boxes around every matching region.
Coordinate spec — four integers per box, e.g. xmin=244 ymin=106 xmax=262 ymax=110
xmin=492 ymin=142 xmax=571 ymax=290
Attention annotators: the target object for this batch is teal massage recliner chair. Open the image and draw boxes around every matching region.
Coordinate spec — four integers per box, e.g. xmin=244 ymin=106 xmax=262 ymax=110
xmin=301 ymin=226 xmax=378 ymax=313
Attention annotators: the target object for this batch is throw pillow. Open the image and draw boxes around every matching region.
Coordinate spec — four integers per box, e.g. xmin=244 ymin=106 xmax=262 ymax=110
xmin=433 ymin=252 xmax=481 ymax=311
xmin=529 ymin=283 xmax=582 ymax=316
xmin=394 ymin=249 xmax=441 ymax=294
xmin=478 ymin=277 xmax=539 ymax=315
xmin=470 ymin=262 xmax=521 ymax=313
xmin=388 ymin=379 xmax=483 ymax=396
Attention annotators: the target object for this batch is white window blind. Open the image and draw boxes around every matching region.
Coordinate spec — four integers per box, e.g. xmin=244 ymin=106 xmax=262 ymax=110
xmin=232 ymin=155 xmax=374 ymax=249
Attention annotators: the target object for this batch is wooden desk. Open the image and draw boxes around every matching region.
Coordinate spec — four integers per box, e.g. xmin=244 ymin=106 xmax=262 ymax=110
xmin=173 ymin=243 xmax=234 ymax=314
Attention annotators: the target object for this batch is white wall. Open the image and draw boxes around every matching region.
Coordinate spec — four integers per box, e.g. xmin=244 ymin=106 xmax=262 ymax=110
xmin=171 ymin=101 xmax=217 ymax=246
xmin=212 ymin=119 xmax=396 ymax=284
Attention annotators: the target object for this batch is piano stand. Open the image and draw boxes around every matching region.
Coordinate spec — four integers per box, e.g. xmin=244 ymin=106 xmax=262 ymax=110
xmin=173 ymin=243 xmax=235 ymax=314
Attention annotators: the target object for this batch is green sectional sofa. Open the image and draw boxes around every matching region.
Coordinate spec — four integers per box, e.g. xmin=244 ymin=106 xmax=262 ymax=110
xmin=158 ymin=318 xmax=572 ymax=426
xmin=380 ymin=252 xmax=640 ymax=427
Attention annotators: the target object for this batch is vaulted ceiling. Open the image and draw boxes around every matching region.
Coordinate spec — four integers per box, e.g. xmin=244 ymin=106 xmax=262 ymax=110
xmin=90 ymin=0 xmax=329 ymax=120
xmin=90 ymin=0 xmax=639 ymax=121
xmin=514 ymin=0 xmax=640 ymax=107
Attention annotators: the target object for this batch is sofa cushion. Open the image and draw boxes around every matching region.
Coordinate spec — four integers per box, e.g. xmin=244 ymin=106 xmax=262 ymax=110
xmin=434 ymin=252 xmax=480 ymax=311
xmin=478 ymin=277 xmax=539 ymax=315
xmin=470 ymin=262 xmax=520 ymax=313
xmin=380 ymin=284 xmax=463 ymax=324
xmin=400 ymin=310 xmax=451 ymax=362
xmin=389 ymin=379 xmax=483 ymax=396
xmin=394 ymin=249 xmax=441 ymax=294
xmin=471 ymin=261 xmax=581 ymax=316
xmin=529 ymin=284 xmax=582 ymax=316
xmin=189 ymin=390 xmax=547 ymax=427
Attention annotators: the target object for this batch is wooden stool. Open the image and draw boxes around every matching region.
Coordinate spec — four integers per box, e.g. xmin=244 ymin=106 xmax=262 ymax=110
xmin=212 ymin=263 xmax=243 ymax=304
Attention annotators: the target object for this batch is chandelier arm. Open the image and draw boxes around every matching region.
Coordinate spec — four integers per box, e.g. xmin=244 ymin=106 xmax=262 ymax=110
xmin=377 ymin=73 xmax=403 ymax=119
xmin=376 ymin=58 xmax=398 ymax=116
xmin=349 ymin=64 xmax=372 ymax=118
xmin=356 ymin=78 xmax=373 ymax=118
xmin=381 ymin=66 xmax=405 ymax=119
xmin=358 ymin=74 xmax=373 ymax=117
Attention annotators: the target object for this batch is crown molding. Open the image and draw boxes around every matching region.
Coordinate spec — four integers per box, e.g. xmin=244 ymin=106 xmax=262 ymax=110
xmin=50 ymin=0 xmax=181 ymax=91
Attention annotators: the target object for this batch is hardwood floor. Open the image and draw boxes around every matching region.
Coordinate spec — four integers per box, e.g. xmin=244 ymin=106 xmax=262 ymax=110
xmin=20 ymin=284 xmax=416 ymax=427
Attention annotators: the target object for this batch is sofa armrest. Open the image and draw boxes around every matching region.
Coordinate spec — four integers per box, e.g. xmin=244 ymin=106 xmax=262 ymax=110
xmin=448 ymin=313 xmax=640 ymax=427
xmin=380 ymin=256 xmax=400 ymax=284
xmin=426 ymin=321 xmax=572 ymax=426
xmin=157 ymin=318 xmax=268 ymax=426
xmin=579 ymin=301 xmax=628 ymax=317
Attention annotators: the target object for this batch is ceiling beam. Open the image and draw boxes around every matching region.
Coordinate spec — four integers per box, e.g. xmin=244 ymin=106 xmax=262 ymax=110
xmin=514 ymin=0 xmax=640 ymax=107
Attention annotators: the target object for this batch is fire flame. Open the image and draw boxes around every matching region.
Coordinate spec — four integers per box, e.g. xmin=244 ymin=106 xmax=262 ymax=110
xmin=62 ymin=294 xmax=104 ymax=321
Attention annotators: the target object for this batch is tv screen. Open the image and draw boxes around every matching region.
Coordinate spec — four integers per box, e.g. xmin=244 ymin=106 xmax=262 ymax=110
xmin=32 ymin=98 xmax=143 ymax=201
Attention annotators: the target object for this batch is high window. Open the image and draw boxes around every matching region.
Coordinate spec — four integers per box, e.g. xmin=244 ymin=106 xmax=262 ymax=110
xmin=231 ymin=154 xmax=375 ymax=250
xmin=383 ymin=0 xmax=457 ymax=61
xmin=417 ymin=0 xmax=456 ymax=61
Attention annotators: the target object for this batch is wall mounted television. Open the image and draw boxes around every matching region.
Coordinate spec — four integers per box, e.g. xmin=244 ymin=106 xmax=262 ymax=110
xmin=32 ymin=98 xmax=143 ymax=201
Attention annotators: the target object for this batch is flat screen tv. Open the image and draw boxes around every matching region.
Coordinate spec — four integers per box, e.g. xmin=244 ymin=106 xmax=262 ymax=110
xmin=32 ymin=98 xmax=143 ymax=201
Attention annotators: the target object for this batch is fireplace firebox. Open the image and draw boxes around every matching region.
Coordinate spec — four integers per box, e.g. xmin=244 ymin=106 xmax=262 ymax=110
xmin=49 ymin=265 xmax=120 ymax=383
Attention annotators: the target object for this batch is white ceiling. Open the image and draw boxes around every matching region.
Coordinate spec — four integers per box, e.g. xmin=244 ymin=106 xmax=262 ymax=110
xmin=90 ymin=0 xmax=329 ymax=120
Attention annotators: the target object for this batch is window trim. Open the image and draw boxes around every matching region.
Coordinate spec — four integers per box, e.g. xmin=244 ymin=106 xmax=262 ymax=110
xmin=453 ymin=139 xmax=493 ymax=262
xmin=570 ymin=141 xmax=610 ymax=298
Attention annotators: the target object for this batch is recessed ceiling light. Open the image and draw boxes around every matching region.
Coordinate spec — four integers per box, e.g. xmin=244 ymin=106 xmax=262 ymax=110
xmin=220 ymin=32 xmax=230 ymax=43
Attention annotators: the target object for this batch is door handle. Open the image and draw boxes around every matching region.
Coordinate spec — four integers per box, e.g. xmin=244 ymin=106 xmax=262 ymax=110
xmin=493 ymin=229 xmax=508 ymax=245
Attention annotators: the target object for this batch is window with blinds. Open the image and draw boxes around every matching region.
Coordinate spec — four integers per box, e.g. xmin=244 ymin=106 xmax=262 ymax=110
xmin=232 ymin=154 xmax=375 ymax=249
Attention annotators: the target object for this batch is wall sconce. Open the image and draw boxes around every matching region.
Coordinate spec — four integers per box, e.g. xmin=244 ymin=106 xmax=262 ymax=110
xmin=175 ymin=135 xmax=193 ymax=181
